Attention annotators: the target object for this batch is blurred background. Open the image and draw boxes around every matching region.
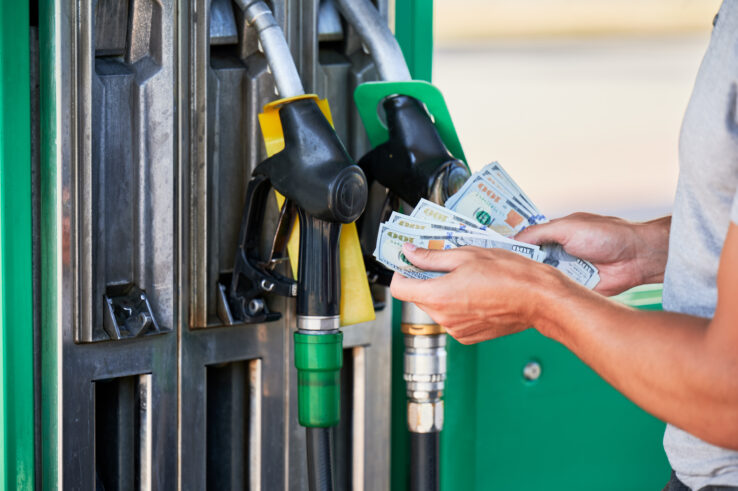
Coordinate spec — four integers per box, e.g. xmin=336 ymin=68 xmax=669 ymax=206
xmin=431 ymin=0 xmax=722 ymax=220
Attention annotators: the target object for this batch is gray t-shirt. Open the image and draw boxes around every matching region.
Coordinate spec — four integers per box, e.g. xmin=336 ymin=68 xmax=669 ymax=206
xmin=662 ymin=0 xmax=738 ymax=487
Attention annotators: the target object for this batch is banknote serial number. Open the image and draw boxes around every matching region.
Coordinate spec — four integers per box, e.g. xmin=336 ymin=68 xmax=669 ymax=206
xmin=387 ymin=231 xmax=415 ymax=243
xmin=421 ymin=209 xmax=449 ymax=222
xmin=477 ymin=182 xmax=502 ymax=203
xmin=397 ymin=220 xmax=425 ymax=229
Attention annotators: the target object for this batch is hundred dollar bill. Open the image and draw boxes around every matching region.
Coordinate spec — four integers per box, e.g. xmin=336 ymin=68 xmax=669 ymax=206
xmin=521 ymin=214 xmax=600 ymax=288
xmin=480 ymin=163 xmax=539 ymax=209
xmin=384 ymin=219 xmax=546 ymax=262
xmin=389 ymin=210 xmax=597 ymax=286
xmin=445 ymin=174 xmax=532 ymax=236
xmin=443 ymin=170 xmax=600 ymax=287
xmin=541 ymin=244 xmax=600 ymax=288
xmin=373 ymin=223 xmax=545 ymax=280
xmin=388 ymin=211 xmax=488 ymax=236
xmin=479 ymin=162 xmax=545 ymax=222
xmin=372 ymin=223 xmax=454 ymax=280
xmin=446 ymin=165 xmax=536 ymax=220
xmin=409 ymin=198 xmax=506 ymax=238
xmin=522 ymin=213 xmax=601 ymax=288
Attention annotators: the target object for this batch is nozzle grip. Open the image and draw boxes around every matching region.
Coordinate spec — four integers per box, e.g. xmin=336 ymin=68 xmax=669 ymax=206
xmin=297 ymin=210 xmax=342 ymax=318
xmin=229 ymin=175 xmax=297 ymax=323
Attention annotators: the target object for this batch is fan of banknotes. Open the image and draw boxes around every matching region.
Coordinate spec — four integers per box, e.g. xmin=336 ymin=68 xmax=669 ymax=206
xmin=372 ymin=162 xmax=601 ymax=289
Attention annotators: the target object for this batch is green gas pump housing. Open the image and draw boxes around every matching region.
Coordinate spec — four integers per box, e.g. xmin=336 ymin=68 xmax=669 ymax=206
xmin=0 ymin=1 xmax=671 ymax=490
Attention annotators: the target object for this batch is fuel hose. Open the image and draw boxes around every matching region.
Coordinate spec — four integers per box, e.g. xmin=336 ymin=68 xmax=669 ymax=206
xmin=306 ymin=427 xmax=336 ymax=491
xmin=409 ymin=431 xmax=440 ymax=491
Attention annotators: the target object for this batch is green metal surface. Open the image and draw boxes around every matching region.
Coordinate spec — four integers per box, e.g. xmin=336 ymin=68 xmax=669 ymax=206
xmin=612 ymin=283 xmax=665 ymax=311
xmin=39 ymin=0 xmax=61 ymax=487
xmin=353 ymin=81 xmax=466 ymax=163
xmin=0 ymin=3 xmax=35 ymax=489
xmin=442 ymin=284 xmax=669 ymax=490
xmin=294 ymin=332 xmax=343 ymax=427
xmin=394 ymin=0 xmax=434 ymax=82
xmin=427 ymin=284 xmax=668 ymax=491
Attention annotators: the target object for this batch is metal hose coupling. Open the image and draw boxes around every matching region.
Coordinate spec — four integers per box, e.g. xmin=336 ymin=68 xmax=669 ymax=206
xmin=402 ymin=304 xmax=446 ymax=433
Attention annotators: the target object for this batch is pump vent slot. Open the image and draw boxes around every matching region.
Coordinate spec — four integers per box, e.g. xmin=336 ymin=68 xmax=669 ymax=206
xmin=95 ymin=0 xmax=130 ymax=57
xmin=206 ymin=358 xmax=262 ymax=490
xmin=209 ymin=0 xmax=238 ymax=46
xmin=94 ymin=374 xmax=152 ymax=491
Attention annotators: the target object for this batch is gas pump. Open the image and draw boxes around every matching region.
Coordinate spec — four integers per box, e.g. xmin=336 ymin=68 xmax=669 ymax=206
xmin=227 ymin=2 xmax=369 ymax=490
xmin=335 ymin=0 xmax=471 ymax=489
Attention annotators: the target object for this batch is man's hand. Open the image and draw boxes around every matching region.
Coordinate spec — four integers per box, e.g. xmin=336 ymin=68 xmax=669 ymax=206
xmin=515 ymin=213 xmax=671 ymax=296
xmin=390 ymin=243 xmax=570 ymax=344
xmin=391 ymin=223 xmax=738 ymax=449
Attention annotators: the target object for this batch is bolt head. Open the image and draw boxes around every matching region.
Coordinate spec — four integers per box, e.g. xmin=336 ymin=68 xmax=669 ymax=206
xmin=523 ymin=361 xmax=542 ymax=381
xmin=248 ymin=299 xmax=265 ymax=315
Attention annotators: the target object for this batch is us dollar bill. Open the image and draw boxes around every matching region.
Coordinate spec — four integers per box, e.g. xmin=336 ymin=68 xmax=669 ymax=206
xmin=387 ymin=214 xmax=545 ymax=261
xmin=445 ymin=162 xmax=541 ymax=219
xmin=373 ymin=223 xmax=547 ymax=279
xmin=445 ymin=174 xmax=532 ymax=236
xmin=409 ymin=198 xmax=503 ymax=236
xmin=479 ymin=162 xmax=545 ymax=222
xmin=372 ymin=223 xmax=453 ymax=280
xmin=541 ymin=244 xmax=601 ymax=288
xmin=446 ymin=163 xmax=534 ymax=219
xmin=388 ymin=211 xmax=487 ymax=235
xmin=380 ymin=164 xmax=600 ymax=288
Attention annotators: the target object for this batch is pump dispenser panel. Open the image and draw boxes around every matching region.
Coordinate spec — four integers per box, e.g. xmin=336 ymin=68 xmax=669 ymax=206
xmin=45 ymin=0 xmax=391 ymax=489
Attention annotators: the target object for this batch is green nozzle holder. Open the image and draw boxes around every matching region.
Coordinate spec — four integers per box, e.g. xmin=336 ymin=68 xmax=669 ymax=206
xmin=294 ymin=331 xmax=343 ymax=427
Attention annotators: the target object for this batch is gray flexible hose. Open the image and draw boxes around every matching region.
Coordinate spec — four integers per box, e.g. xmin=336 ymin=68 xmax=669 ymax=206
xmin=236 ymin=0 xmax=305 ymax=97
xmin=334 ymin=0 xmax=412 ymax=82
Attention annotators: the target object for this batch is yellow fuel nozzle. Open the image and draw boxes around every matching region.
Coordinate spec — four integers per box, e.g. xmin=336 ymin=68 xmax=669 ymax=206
xmin=258 ymin=95 xmax=376 ymax=327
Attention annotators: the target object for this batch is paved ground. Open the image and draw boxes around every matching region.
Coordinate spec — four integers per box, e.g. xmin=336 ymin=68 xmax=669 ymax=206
xmin=433 ymin=34 xmax=712 ymax=220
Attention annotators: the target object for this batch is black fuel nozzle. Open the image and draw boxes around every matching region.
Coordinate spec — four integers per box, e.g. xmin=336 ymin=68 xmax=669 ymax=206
xmin=228 ymin=99 xmax=368 ymax=323
xmin=359 ymin=95 xmax=469 ymax=206
xmin=357 ymin=95 xmax=470 ymax=287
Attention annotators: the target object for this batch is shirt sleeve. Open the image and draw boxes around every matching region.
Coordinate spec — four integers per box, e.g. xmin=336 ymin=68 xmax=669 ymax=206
xmin=732 ymin=187 xmax=738 ymax=224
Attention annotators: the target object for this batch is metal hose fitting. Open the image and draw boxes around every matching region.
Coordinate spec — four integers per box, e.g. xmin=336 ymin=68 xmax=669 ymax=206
xmin=402 ymin=304 xmax=446 ymax=433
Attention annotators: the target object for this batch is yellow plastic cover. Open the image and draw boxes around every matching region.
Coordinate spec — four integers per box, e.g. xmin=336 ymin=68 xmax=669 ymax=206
xmin=258 ymin=95 xmax=375 ymax=326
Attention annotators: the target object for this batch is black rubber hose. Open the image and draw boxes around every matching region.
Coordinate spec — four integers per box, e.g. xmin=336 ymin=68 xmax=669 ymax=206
xmin=409 ymin=431 xmax=440 ymax=491
xmin=306 ymin=427 xmax=335 ymax=491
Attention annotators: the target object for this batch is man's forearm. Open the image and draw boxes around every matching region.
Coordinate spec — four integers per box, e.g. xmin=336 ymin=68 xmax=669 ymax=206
xmin=534 ymin=274 xmax=738 ymax=449
xmin=633 ymin=215 xmax=671 ymax=284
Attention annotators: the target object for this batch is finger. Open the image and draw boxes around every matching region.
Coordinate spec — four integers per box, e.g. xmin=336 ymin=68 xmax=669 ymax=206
xmin=514 ymin=221 xmax=568 ymax=245
xmin=401 ymin=243 xmax=478 ymax=272
xmin=389 ymin=272 xmax=437 ymax=304
xmin=389 ymin=270 xmax=461 ymax=307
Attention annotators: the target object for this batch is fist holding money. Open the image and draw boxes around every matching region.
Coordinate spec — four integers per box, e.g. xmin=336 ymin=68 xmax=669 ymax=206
xmin=373 ymin=162 xmax=600 ymax=289
xmin=389 ymin=241 xmax=580 ymax=345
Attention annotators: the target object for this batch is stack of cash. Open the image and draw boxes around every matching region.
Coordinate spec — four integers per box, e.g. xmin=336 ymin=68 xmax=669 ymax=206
xmin=373 ymin=162 xmax=601 ymax=288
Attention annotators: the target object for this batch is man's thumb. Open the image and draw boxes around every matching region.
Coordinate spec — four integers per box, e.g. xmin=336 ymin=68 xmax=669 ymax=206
xmin=515 ymin=222 xmax=565 ymax=246
xmin=401 ymin=243 xmax=471 ymax=272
